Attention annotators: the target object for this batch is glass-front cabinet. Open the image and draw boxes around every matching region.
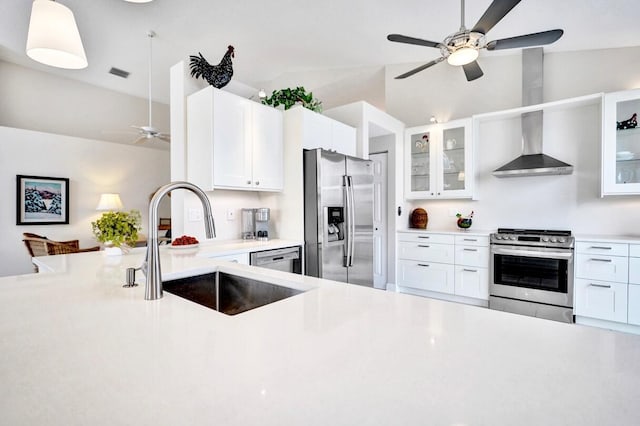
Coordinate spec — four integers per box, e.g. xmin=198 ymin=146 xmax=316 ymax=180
xmin=602 ymin=88 xmax=640 ymax=195
xmin=405 ymin=118 xmax=473 ymax=199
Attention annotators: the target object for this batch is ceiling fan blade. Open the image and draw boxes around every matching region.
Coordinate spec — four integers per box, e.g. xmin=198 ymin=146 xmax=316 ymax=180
xmin=133 ymin=135 xmax=148 ymax=145
xmin=462 ymin=61 xmax=484 ymax=81
xmin=157 ymin=134 xmax=171 ymax=142
xmin=471 ymin=0 xmax=522 ymax=34
xmin=486 ymin=29 xmax=564 ymax=50
xmin=387 ymin=34 xmax=441 ymax=49
xmin=395 ymin=57 xmax=445 ymax=79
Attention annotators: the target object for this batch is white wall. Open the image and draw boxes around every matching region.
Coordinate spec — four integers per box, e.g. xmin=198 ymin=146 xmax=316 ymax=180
xmin=405 ymin=102 xmax=640 ymax=236
xmin=0 ymin=127 xmax=170 ymax=277
xmin=0 ymin=60 xmax=170 ymax=146
xmin=260 ymin=65 xmax=386 ymax=112
xmin=385 ymin=46 xmax=640 ymax=127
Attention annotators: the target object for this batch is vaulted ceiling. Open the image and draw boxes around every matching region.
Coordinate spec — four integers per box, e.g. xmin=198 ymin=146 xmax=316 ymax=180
xmin=1 ymin=0 xmax=639 ymax=105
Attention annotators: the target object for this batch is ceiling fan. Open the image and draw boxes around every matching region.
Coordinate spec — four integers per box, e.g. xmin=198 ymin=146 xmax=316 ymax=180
xmin=130 ymin=30 xmax=170 ymax=144
xmin=387 ymin=0 xmax=564 ymax=81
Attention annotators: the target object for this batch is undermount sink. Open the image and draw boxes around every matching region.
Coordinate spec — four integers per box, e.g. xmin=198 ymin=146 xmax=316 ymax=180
xmin=162 ymin=271 xmax=304 ymax=315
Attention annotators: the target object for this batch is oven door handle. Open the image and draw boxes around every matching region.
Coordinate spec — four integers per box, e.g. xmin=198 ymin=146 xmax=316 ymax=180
xmin=491 ymin=247 xmax=573 ymax=260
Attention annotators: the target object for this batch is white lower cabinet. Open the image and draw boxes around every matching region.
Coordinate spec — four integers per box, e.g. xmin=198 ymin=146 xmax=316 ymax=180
xmin=398 ymin=259 xmax=454 ymax=294
xmin=454 ymin=267 xmax=488 ymax=299
xmin=574 ymin=278 xmax=628 ymax=323
xmin=396 ymin=231 xmax=489 ymax=303
xmin=574 ymin=240 xmax=640 ymax=331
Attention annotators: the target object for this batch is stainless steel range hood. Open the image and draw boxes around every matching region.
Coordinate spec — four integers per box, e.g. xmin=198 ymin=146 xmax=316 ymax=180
xmin=493 ymin=48 xmax=573 ymax=177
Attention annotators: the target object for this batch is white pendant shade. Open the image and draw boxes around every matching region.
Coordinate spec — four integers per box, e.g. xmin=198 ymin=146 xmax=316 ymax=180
xmin=26 ymin=0 xmax=88 ymax=69
xmin=123 ymin=0 xmax=154 ymax=3
xmin=96 ymin=193 xmax=124 ymax=211
xmin=447 ymin=47 xmax=478 ymax=66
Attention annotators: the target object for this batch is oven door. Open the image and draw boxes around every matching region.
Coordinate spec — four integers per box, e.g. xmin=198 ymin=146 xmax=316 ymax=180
xmin=490 ymin=244 xmax=574 ymax=308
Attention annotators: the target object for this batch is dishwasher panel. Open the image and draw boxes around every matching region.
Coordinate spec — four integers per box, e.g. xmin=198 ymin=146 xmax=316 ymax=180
xmin=250 ymin=246 xmax=303 ymax=274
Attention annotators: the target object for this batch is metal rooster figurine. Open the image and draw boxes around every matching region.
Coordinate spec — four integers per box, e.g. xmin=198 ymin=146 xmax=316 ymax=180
xmin=189 ymin=45 xmax=234 ymax=89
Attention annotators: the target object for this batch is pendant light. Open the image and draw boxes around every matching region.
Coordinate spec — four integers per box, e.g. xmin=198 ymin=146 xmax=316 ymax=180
xmin=26 ymin=0 xmax=88 ymax=69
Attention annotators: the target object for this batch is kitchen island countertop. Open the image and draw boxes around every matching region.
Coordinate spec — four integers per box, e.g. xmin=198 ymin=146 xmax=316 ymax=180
xmin=1 ymin=246 xmax=640 ymax=425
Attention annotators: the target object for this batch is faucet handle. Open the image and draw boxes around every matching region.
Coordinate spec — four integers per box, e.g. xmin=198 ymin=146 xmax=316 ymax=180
xmin=124 ymin=267 xmax=141 ymax=288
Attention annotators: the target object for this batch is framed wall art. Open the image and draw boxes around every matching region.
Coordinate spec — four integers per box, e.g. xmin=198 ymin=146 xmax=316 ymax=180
xmin=16 ymin=175 xmax=70 ymax=225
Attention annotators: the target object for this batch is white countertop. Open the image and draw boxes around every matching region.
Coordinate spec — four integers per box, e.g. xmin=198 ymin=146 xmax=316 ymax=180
xmin=2 ymin=246 xmax=640 ymax=425
xmin=575 ymin=234 xmax=640 ymax=244
xmin=398 ymin=228 xmax=494 ymax=236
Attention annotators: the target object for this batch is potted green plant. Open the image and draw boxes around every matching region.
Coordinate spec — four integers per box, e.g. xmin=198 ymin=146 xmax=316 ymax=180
xmin=92 ymin=210 xmax=142 ymax=254
xmin=261 ymin=86 xmax=322 ymax=112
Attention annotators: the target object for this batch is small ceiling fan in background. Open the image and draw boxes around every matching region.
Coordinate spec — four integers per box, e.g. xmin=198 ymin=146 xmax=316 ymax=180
xmin=130 ymin=30 xmax=170 ymax=144
xmin=387 ymin=0 xmax=564 ymax=81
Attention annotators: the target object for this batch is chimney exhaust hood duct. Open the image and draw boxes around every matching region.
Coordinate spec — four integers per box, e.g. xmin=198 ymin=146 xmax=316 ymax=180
xmin=493 ymin=48 xmax=573 ymax=177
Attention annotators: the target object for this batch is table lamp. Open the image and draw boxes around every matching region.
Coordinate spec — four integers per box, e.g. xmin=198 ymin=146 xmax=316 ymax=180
xmin=96 ymin=193 xmax=124 ymax=211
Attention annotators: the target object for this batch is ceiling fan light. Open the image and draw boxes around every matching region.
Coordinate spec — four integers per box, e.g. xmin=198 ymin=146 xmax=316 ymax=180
xmin=26 ymin=0 xmax=88 ymax=69
xmin=447 ymin=47 xmax=478 ymax=66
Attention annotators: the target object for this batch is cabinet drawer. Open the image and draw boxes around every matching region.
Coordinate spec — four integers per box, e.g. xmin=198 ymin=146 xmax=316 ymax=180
xmin=398 ymin=241 xmax=454 ymax=263
xmin=454 ymin=267 xmax=488 ymax=300
xmin=398 ymin=233 xmax=454 ymax=245
xmin=454 ymin=245 xmax=489 ymax=268
xmin=210 ymin=252 xmax=250 ymax=265
xmin=454 ymin=235 xmax=489 ymax=247
xmin=630 ymin=244 xmax=640 ymax=257
xmin=628 ymin=284 xmax=640 ymax=326
xmin=575 ymin=241 xmax=628 ymax=257
xmin=397 ymin=259 xmax=454 ymax=294
xmin=575 ymin=254 xmax=629 ymax=283
xmin=574 ymin=278 xmax=628 ymax=323
xmin=630 ymin=257 xmax=640 ymax=285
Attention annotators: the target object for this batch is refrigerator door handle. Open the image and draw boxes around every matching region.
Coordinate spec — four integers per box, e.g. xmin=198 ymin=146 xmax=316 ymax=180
xmin=347 ymin=175 xmax=356 ymax=267
xmin=343 ymin=175 xmax=352 ymax=267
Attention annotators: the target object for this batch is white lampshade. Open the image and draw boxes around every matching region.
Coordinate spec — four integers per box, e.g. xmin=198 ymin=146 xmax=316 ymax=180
xmin=96 ymin=193 xmax=124 ymax=211
xmin=447 ymin=47 xmax=479 ymax=66
xmin=26 ymin=0 xmax=88 ymax=69
xmin=123 ymin=0 xmax=154 ymax=2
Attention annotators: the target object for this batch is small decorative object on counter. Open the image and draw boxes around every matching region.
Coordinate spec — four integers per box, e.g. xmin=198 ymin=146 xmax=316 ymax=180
xmin=91 ymin=210 xmax=142 ymax=254
xmin=171 ymin=235 xmax=199 ymax=246
xmin=189 ymin=45 xmax=234 ymax=89
xmin=410 ymin=208 xmax=428 ymax=229
xmin=456 ymin=211 xmax=474 ymax=230
xmin=617 ymin=113 xmax=637 ymax=130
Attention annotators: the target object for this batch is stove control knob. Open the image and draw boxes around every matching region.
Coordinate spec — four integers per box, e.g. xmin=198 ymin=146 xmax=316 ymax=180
xmin=558 ymin=238 xmax=566 ymax=243
xmin=542 ymin=237 xmax=550 ymax=242
xmin=509 ymin=236 xmax=516 ymax=241
xmin=550 ymin=237 xmax=558 ymax=243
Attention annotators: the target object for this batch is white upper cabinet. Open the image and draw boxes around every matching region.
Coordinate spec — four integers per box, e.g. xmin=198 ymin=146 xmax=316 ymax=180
xmin=285 ymin=106 xmax=356 ymax=157
xmin=187 ymin=86 xmax=284 ymax=191
xmin=602 ymin=88 xmax=640 ymax=195
xmin=405 ymin=118 xmax=474 ymax=199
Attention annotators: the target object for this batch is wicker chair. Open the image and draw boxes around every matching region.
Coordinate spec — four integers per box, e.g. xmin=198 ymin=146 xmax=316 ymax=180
xmin=22 ymin=233 xmax=100 ymax=271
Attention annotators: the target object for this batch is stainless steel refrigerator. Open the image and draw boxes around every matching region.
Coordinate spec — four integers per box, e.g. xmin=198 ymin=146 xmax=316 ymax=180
xmin=303 ymin=148 xmax=374 ymax=286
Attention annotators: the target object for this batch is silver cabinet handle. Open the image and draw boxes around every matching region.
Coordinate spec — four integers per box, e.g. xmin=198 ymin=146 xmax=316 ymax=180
xmin=590 ymin=258 xmax=613 ymax=263
xmin=463 ymin=248 xmax=478 ymax=252
xmin=418 ymin=263 xmax=430 ymax=267
xmin=418 ymin=245 xmax=430 ymax=248
xmin=589 ymin=283 xmax=611 ymax=288
xmin=418 ymin=236 xmax=430 ymax=239
xmin=463 ymin=268 xmax=477 ymax=273
xmin=255 ymin=181 xmax=260 ymax=185
xmin=590 ymin=246 xmax=612 ymax=250
xmin=463 ymin=238 xmax=477 ymax=242
xmin=246 ymin=180 xmax=252 ymax=184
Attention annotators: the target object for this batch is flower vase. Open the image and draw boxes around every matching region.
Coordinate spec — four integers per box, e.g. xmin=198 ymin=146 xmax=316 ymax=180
xmin=104 ymin=242 xmax=123 ymax=256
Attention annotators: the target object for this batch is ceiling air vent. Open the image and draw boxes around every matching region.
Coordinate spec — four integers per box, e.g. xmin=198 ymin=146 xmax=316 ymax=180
xmin=108 ymin=67 xmax=130 ymax=78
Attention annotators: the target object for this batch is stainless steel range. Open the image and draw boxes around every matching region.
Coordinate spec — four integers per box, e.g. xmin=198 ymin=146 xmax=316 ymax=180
xmin=489 ymin=228 xmax=575 ymax=323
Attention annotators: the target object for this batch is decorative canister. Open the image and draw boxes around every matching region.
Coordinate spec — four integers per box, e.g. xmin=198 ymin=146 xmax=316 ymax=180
xmin=410 ymin=208 xmax=428 ymax=229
